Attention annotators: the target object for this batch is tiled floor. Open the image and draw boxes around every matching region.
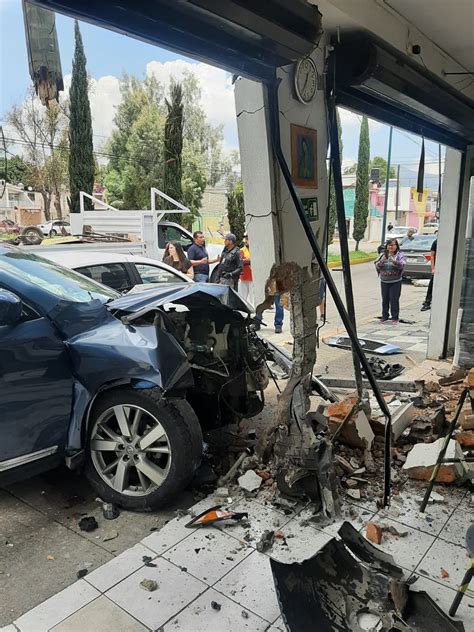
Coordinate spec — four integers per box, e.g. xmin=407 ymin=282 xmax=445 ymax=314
xmin=7 ymin=484 xmax=472 ymax=632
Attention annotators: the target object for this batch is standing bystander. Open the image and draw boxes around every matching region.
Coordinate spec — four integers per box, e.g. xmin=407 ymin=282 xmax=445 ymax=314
xmin=374 ymin=238 xmax=406 ymax=324
xmin=187 ymin=231 xmax=218 ymax=282
xmin=239 ymin=233 xmax=255 ymax=305
xmin=212 ymin=233 xmax=243 ymax=290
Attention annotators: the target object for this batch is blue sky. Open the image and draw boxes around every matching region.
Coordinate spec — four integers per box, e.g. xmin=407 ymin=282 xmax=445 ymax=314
xmin=1 ymin=0 xmax=444 ymax=186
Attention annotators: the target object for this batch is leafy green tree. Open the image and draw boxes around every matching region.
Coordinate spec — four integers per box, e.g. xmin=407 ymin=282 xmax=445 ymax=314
xmin=7 ymin=90 xmax=68 ymax=219
xmin=328 ymin=108 xmax=342 ymax=245
xmin=0 ymin=155 xmax=31 ymax=186
xmin=352 ymin=116 xmax=370 ymax=251
xmin=227 ymin=180 xmax=245 ymax=245
xmin=103 ymin=71 xmax=228 ymax=216
xmin=163 ymin=82 xmax=184 ymax=222
xmin=68 ymin=20 xmax=94 ymax=212
xmin=369 ymin=155 xmax=395 ymax=184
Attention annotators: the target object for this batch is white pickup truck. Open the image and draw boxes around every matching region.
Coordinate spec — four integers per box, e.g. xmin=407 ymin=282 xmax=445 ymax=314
xmin=21 ymin=188 xmax=223 ymax=264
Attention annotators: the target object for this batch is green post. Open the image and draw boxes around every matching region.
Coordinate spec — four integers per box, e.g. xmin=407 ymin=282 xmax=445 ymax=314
xmin=380 ymin=126 xmax=393 ymax=246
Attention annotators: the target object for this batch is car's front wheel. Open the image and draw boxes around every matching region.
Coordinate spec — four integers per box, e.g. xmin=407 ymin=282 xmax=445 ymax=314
xmin=49 ymin=229 xmax=57 ymax=237
xmin=85 ymin=388 xmax=202 ymax=511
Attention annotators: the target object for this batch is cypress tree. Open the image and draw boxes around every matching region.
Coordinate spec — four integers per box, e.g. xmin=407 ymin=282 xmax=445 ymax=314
xmin=163 ymin=82 xmax=184 ymax=223
xmin=68 ymin=20 xmax=94 ymax=212
xmin=328 ymin=108 xmax=342 ymax=245
xmin=227 ymin=180 xmax=245 ymax=245
xmin=352 ymin=116 xmax=370 ymax=251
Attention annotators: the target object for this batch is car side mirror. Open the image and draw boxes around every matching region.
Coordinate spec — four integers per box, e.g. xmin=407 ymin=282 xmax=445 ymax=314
xmin=0 ymin=289 xmax=23 ymax=326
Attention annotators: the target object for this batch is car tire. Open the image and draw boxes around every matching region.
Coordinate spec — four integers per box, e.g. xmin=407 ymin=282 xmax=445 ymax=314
xmin=49 ymin=229 xmax=57 ymax=237
xmin=84 ymin=387 xmax=203 ymax=511
xmin=20 ymin=226 xmax=43 ymax=245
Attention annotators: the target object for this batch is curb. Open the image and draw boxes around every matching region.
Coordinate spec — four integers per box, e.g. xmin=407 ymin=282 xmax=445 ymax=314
xmin=327 ymin=256 xmax=377 ymax=269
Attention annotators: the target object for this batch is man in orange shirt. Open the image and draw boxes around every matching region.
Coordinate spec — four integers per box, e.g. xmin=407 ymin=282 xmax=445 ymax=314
xmin=239 ymin=233 xmax=254 ymax=306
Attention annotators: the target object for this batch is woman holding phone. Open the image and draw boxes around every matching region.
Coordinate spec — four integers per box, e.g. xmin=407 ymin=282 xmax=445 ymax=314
xmin=374 ymin=238 xmax=406 ymax=324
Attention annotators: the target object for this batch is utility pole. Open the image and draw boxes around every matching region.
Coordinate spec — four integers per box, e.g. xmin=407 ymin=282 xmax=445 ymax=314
xmin=395 ymin=164 xmax=400 ymax=220
xmin=380 ymin=126 xmax=393 ymax=246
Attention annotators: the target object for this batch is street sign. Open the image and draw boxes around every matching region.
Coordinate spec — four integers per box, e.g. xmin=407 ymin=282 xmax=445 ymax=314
xmin=302 ymin=197 xmax=319 ymax=221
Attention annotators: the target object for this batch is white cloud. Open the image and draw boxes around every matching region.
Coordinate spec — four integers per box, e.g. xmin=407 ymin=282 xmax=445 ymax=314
xmin=338 ymin=106 xmax=384 ymax=132
xmin=146 ymin=59 xmax=237 ymax=142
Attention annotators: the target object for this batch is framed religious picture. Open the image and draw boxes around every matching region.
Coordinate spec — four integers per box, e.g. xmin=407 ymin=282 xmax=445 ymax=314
xmin=290 ymin=124 xmax=318 ymax=189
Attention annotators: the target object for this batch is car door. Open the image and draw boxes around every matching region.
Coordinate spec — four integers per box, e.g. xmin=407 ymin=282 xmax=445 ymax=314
xmin=134 ymin=262 xmax=189 ymax=284
xmin=0 ymin=302 xmax=73 ymax=474
xmin=75 ymin=262 xmax=134 ymax=291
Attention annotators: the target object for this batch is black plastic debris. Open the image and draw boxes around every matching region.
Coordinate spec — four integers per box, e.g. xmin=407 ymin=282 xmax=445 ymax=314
xmin=102 ymin=503 xmax=120 ymax=520
xmin=78 ymin=516 xmax=98 ymax=532
xmin=271 ymin=521 xmax=464 ymax=632
xmin=142 ymin=555 xmax=157 ymax=567
xmin=211 ymin=601 xmax=222 ymax=611
xmin=76 ymin=568 xmax=88 ymax=579
xmin=362 ymin=357 xmax=405 ymax=380
xmin=256 ymin=530 xmax=275 ymax=553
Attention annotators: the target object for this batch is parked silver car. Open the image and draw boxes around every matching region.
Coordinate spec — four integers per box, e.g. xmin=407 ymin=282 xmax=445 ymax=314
xmin=401 ymin=234 xmax=436 ymax=279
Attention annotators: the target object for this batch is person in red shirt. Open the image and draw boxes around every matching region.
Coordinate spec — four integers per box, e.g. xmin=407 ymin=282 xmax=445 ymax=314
xmin=239 ymin=233 xmax=254 ymax=305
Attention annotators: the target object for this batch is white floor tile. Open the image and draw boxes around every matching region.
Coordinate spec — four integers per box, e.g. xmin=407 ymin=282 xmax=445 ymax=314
xmin=416 ymin=538 xmax=473 ymax=594
xmin=163 ymin=528 xmax=253 ymax=585
xmin=410 ymin=573 xmax=474 ymax=626
xmin=0 ymin=626 xmax=19 ymax=632
xmin=267 ymin=519 xmax=332 ymax=564
xmin=162 ymin=587 xmax=269 ymax=631
xmin=216 ymin=499 xmax=292 ymax=547
xmin=140 ymin=514 xmax=194 ymax=556
xmin=14 ymin=581 xmax=99 ymax=632
xmin=438 ymin=499 xmax=473 ymax=546
xmin=213 ymin=551 xmax=280 ymax=623
xmin=377 ymin=491 xmax=457 ymax=537
xmin=106 ymin=557 xmax=207 ymax=630
xmin=50 ymin=595 xmax=148 ymax=631
xmin=363 ymin=518 xmax=435 ymax=572
xmin=85 ymin=543 xmax=156 ymax=593
xmin=266 ymin=616 xmax=285 ymax=632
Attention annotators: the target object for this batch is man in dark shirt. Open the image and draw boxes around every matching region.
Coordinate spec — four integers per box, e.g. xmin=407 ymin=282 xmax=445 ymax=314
xmin=421 ymin=238 xmax=437 ymax=311
xmin=213 ymin=233 xmax=243 ymax=290
xmin=187 ymin=231 xmax=218 ymax=282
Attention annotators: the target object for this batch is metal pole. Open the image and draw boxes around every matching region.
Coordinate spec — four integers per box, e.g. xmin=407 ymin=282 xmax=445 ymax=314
xmin=380 ymin=126 xmax=393 ymax=247
xmin=265 ymin=78 xmax=392 ymax=507
xmin=327 ymin=96 xmax=363 ymax=400
xmin=395 ymin=164 xmax=400 ymax=220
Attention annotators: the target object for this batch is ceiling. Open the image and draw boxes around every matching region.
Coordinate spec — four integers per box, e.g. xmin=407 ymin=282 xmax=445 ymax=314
xmin=384 ymin=0 xmax=474 ymax=70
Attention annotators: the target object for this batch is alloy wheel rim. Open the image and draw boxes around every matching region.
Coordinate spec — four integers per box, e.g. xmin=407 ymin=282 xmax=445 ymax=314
xmin=90 ymin=404 xmax=172 ymax=496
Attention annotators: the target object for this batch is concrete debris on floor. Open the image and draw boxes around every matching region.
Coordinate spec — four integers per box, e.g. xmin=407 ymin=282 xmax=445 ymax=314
xmin=6 ymin=366 xmax=473 ymax=631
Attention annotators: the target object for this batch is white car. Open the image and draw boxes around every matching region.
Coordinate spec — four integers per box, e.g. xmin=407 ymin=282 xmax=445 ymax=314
xmin=421 ymin=222 xmax=439 ymax=235
xmin=384 ymin=226 xmax=418 ymax=242
xmin=42 ymin=251 xmax=192 ymax=291
xmin=38 ymin=220 xmax=71 ymax=237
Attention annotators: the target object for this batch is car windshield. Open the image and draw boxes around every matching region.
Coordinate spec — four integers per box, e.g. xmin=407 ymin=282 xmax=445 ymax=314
xmin=0 ymin=249 xmax=119 ymax=303
xmin=401 ymin=235 xmax=436 ymax=251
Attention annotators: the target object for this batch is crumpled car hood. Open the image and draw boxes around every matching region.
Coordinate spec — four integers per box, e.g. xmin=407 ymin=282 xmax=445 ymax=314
xmin=108 ymin=283 xmax=253 ymax=315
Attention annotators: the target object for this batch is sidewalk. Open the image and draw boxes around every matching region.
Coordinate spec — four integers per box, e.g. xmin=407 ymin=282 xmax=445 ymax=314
xmin=6 ymin=478 xmax=472 ymax=631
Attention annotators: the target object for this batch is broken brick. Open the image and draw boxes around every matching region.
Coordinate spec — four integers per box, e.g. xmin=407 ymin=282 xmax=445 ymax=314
xmin=366 ymin=522 xmax=383 ymax=545
xmin=403 ymin=438 xmax=464 ymax=483
xmin=455 ymin=431 xmax=474 ymax=448
xmin=440 ymin=568 xmax=449 ymax=579
xmin=327 ymin=397 xmax=357 ymax=420
xmin=460 ymin=412 xmax=474 ymax=431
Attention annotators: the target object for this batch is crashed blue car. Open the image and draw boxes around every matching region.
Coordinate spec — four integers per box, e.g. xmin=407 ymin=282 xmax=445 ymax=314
xmin=0 ymin=244 xmax=267 ymax=510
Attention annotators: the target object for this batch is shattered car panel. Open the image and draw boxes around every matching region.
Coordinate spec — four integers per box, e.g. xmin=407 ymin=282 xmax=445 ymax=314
xmin=271 ymin=521 xmax=464 ymax=632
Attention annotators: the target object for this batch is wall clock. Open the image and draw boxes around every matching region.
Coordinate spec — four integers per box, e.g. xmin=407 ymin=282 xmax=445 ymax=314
xmin=294 ymin=57 xmax=317 ymax=104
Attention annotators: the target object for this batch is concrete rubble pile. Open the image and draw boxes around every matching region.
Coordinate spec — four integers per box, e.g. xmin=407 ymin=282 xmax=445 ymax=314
xmin=201 ymin=366 xmax=473 ymax=538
